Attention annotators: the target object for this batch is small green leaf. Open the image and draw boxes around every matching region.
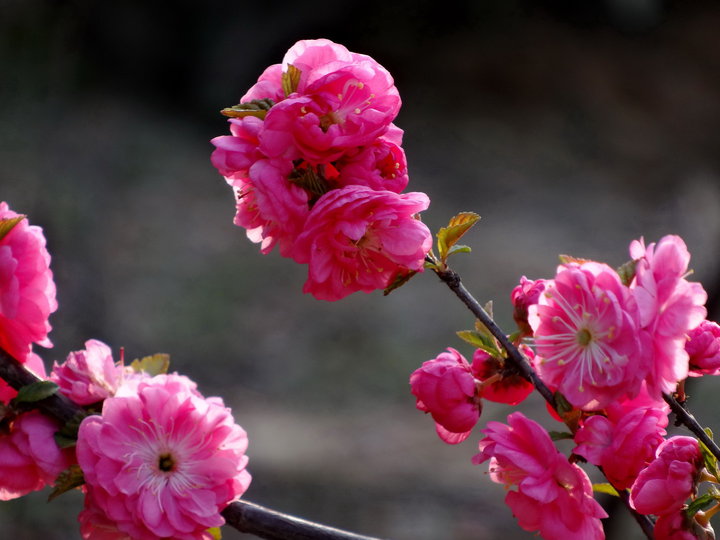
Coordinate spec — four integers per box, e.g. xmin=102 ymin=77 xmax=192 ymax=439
xmin=456 ymin=330 xmax=500 ymax=356
xmin=686 ymin=492 xmax=719 ymax=518
xmin=0 ymin=216 xmax=25 ymax=242
xmin=281 ymin=64 xmax=302 ymax=97
xmin=554 ymin=391 xmax=574 ymax=416
xmin=383 ymin=270 xmax=418 ymax=295
xmin=207 ymin=527 xmax=223 ymax=540
xmin=12 ymin=381 xmax=58 ymax=405
xmin=130 ymin=353 xmax=170 ymax=376
xmin=446 ymin=244 xmax=472 ymax=257
xmin=592 ymin=483 xmax=620 ymax=497
xmin=436 ymin=212 xmax=480 ymax=261
xmin=558 ymin=254 xmax=592 ymax=265
xmin=616 ymin=259 xmax=638 ymax=286
xmin=54 ymin=411 xmax=89 ymax=449
xmin=48 ymin=464 xmax=84 ymax=502
xmin=699 ymin=428 xmax=720 ymax=481
xmin=220 ymin=98 xmax=275 ymax=119
xmin=549 ymin=430 xmax=574 ymax=441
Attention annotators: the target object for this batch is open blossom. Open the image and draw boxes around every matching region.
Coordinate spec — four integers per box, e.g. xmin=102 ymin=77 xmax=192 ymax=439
xmin=293 ymin=186 xmax=432 ymax=301
xmin=573 ymin=402 xmax=667 ymax=490
xmin=686 ymin=320 xmax=720 ymax=377
xmin=0 ymin=410 xmax=73 ymax=500
xmin=529 ymin=261 xmax=644 ymax=410
xmin=630 ymin=236 xmax=707 ymax=396
xmin=50 ymin=339 xmax=124 ymax=405
xmin=630 ymin=436 xmax=702 ymax=516
xmin=0 ymin=202 xmax=57 ymax=362
xmin=474 ymin=412 xmax=606 ymax=539
xmin=410 ymin=348 xmax=480 ymax=444
xmin=511 ymin=276 xmax=546 ymax=336
xmin=76 ymin=373 xmax=251 ymax=540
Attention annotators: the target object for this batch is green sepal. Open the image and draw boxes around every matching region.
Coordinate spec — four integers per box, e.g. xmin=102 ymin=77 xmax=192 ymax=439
xmin=282 ymin=64 xmax=302 ymax=97
xmin=456 ymin=330 xmax=500 ymax=356
xmin=0 ymin=216 xmax=25 ymax=242
xmin=48 ymin=464 xmax=84 ymax=502
xmin=220 ymin=98 xmax=275 ymax=120
xmin=558 ymin=254 xmax=592 ymax=265
xmin=11 ymin=380 xmax=58 ymax=405
xmin=54 ymin=411 xmax=89 ymax=449
xmin=686 ymin=492 xmax=719 ymax=519
xmin=130 ymin=353 xmax=170 ymax=376
xmin=617 ymin=259 xmax=637 ymax=286
xmin=447 ymin=244 xmax=472 ymax=257
xmin=554 ymin=391 xmax=574 ymax=416
xmin=549 ymin=430 xmax=574 ymax=441
xmin=699 ymin=428 xmax=720 ymax=481
xmin=383 ymin=270 xmax=418 ymax=295
xmin=436 ymin=212 xmax=480 ymax=262
xmin=207 ymin=527 xmax=223 ymax=540
xmin=592 ymin=483 xmax=620 ymax=497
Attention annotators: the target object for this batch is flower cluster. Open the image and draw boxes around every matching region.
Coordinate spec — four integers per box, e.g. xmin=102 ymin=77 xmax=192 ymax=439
xmin=410 ymin=234 xmax=719 ymax=539
xmin=211 ymin=39 xmax=432 ymax=300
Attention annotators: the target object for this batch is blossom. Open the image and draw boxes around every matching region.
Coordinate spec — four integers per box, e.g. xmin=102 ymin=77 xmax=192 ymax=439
xmin=573 ymin=403 xmax=667 ymax=490
xmin=292 ymin=186 xmax=432 ymax=301
xmin=529 ymin=261 xmax=644 ymax=410
xmin=474 ymin=412 xmax=606 ymax=539
xmin=410 ymin=348 xmax=480 ymax=444
xmin=629 ymin=236 xmax=707 ymax=396
xmin=210 ymin=116 xmax=264 ymax=180
xmin=76 ymin=373 xmax=251 ymax=540
xmin=686 ymin=320 xmax=720 ymax=377
xmin=335 ymin=131 xmax=409 ymax=193
xmin=50 ymin=339 xmax=124 ymax=405
xmin=471 ymin=346 xmax=534 ymax=405
xmin=0 ymin=410 xmax=73 ymax=500
xmin=654 ymin=509 xmax=715 ymax=540
xmin=0 ymin=202 xmax=57 ymax=362
xmin=630 ymin=436 xmax=702 ymax=516
xmin=511 ymin=276 xmax=546 ymax=337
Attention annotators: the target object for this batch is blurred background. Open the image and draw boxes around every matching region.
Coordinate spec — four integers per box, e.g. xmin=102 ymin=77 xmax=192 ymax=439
xmin=2 ymin=0 xmax=720 ymax=538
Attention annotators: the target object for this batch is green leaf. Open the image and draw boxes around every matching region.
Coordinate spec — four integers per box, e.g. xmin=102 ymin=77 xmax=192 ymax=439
xmin=12 ymin=380 xmax=58 ymax=405
xmin=446 ymin=244 xmax=472 ymax=257
xmin=686 ymin=492 xmax=719 ymax=518
xmin=616 ymin=259 xmax=637 ymax=286
xmin=207 ymin=527 xmax=223 ymax=540
xmin=456 ymin=330 xmax=500 ymax=356
xmin=0 ymin=216 xmax=25 ymax=242
xmin=558 ymin=254 xmax=593 ymax=265
xmin=54 ymin=411 xmax=89 ymax=449
xmin=592 ymin=483 xmax=620 ymax=497
xmin=549 ymin=430 xmax=574 ymax=441
xmin=554 ymin=391 xmax=574 ymax=416
xmin=383 ymin=270 xmax=418 ymax=295
xmin=436 ymin=212 xmax=480 ymax=262
xmin=220 ymin=98 xmax=275 ymax=119
xmin=48 ymin=464 xmax=84 ymax=502
xmin=699 ymin=428 xmax=720 ymax=481
xmin=130 ymin=353 xmax=170 ymax=376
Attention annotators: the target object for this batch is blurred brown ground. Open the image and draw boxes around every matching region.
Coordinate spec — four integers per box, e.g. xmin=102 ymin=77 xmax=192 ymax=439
xmin=1 ymin=1 xmax=720 ymax=538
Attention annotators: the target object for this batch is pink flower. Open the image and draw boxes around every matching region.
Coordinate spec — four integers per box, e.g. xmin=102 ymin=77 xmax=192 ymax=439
xmin=76 ymin=373 xmax=251 ymax=540
xmin=630 ymin=436 xmax=702 ymax=516
xmin=654 ymin=509 xmax=715 ymax=540
xmin=50 ymin=339 xmax=124 ymax=405
xmin=410 ymin=348 xmax=480 ymax=444
xmin=335 ymin=131 xmax=409 ymax=193
xmin=79 ymin=489 xmax=133 ymax=540
xmin=474 ymin=412 xmax=606 ymax=539
xmin=686 ymin=320 xmax=720 ymax=377
xmin=293 ymin=186 xmax=432 ymax=301
xmin=471 ymin=346 xmax=534 ymax=405
xmin=511 ymin=276 xmax=546 ymax=337
xmin=210 ymin=116 xmax=264 ymax=180
xmin=573 ymin=404 xmax=667 ymax=490
xmin=0 ymin=410 xmax=73 ymax=500
xmin=529 ymin=261 xmax=644 ymax=410
xmin=0 ymin=202 xmax=57 ymax=363
xmin=630 ymin=236 xmax=707 ymax=396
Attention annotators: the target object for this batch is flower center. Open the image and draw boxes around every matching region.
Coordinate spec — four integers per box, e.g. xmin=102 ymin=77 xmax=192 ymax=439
xmin=576 ymin=328 xmax=593 ymax=347
xmin=158 ymin=452 xmax=176 ymax=472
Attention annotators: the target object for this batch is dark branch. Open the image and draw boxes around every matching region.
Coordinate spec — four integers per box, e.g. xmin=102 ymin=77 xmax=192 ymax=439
xmin=663 ymin=392 xmax=720 ymax=462
xmin=0 ymin=348 xmax=383 ymax=540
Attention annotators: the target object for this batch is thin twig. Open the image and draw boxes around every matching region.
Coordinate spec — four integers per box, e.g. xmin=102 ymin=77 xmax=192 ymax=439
xmin=664 ymin=392 xmax=720 ymax=462
xmin=432 ymin=264 xmax=655 ymax=539
xmin=0 ymin=349 xmax=383 ymax=540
